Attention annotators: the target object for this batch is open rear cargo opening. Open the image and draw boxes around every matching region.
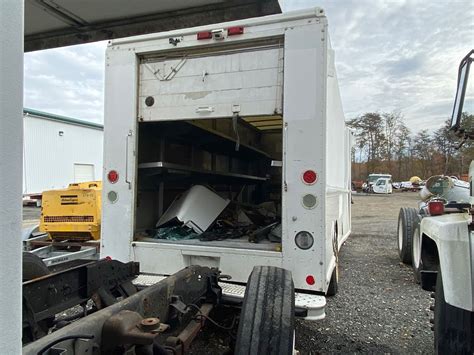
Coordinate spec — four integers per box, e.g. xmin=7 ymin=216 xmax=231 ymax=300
xmin=134 ymin=116 xmax=283 ymax=251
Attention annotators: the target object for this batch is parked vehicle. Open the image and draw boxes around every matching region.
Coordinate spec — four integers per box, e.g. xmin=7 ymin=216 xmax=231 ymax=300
xmin=23 ymin=8 xmax=352 ymax=354
xmin=101 ymin=7 xmax=351 ymax=298
xmin=352 ymin=180 xmax=364 ymax=191
xmin=363 ymin=173 xmax=392 ymax=192
xmin=397 ymin=50 xmax=474 ymax=353
xmin=372 ymin=177 xmax=393 ymax=194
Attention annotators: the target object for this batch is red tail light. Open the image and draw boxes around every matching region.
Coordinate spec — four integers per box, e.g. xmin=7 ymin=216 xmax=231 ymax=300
xmin=302 ymin=170 xmax=317 ymax=185
xmin=306 ymin=275 xmax=315 ymax=285
xmin=197 ymin=31 xmax=212 ymax=40
xmin=228 ymin=26 xmax=244 ymax=36
xmin=428 ymin=201 xmax=444 ymax=216
xmin=107 ymin=170 xmax=119 ymax=184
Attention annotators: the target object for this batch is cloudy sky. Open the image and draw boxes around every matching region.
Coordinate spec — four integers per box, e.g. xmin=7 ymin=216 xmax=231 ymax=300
xmin=24 ymin=0 xmax=474 ymax=132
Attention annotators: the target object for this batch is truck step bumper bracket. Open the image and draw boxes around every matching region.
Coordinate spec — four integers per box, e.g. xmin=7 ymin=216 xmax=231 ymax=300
xmin=133 ymin=274 xmax=326 ymax=321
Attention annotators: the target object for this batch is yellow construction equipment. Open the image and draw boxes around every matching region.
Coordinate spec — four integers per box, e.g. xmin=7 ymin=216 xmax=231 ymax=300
xmin=39 ymin=181 xmax=102 ymax=240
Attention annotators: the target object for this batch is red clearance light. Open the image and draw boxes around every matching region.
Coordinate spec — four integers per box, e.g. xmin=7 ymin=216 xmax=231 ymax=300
xmin=105 ymin=256 xmax=112 ymax=261
xmin=107 ymin=170 xmax=119 ymax=184
xmin=306 ymin=275 xmax=315 ymax=285
xmin=228 ymin=26 xmax=244 ymax=36
xmin=302 ymin=170 xmax=317 ymax=185
xmin=197 ymin=31 xmax=212 ymax=40
xmin=428 ymin=201 xmax=444 ymax=216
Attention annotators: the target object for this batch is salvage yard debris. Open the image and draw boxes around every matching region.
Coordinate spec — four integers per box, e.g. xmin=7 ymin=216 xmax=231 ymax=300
xmin=147 ymin=185 xmax=282 ymax=244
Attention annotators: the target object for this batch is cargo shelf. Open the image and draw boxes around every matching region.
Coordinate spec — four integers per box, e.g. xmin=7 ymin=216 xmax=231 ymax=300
xmin=138 ymin=161 xmax=268 ymax=183
xmin=141 ymin=120 xmax=272 ymax=161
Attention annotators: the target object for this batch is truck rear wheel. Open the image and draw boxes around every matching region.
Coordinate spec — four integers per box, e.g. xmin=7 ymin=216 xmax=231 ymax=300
xmin=23 ymin=252 xmax=49 ymax=281
xmin=235 ymin=266 xmax=295 ymax=355
xmin=22 ymin=252 xmax=52 ymax=342
xmin=397 ymin=207 xmax=418 ymax=264
xmin=326 ymin=264 xmax=339 ymax=296
xmin=434 ymin=269 xmax=474 ymax=353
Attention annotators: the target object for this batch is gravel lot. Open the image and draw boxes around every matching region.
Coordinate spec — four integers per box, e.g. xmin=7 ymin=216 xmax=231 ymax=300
xmin=188 ymin=192 xmax=433 ymax=354
xmin=23 ymin=193 xmax=434 ymax=354
xmin=295 ymin=192 xmax=433 ymax=354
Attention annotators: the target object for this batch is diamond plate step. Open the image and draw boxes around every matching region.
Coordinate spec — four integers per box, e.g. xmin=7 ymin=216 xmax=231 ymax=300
xmin=133 ymin=274 xmax=326 ymax=321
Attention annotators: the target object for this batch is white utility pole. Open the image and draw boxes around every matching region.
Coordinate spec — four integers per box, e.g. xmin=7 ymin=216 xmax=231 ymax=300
xmin=0 ymin=0 xmax=24 ymax=352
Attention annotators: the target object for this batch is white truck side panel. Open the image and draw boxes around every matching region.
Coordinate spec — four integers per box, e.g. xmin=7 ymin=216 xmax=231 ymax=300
xmin=324 ymin=40 xmax=352 ymax=280
xmin=281 ymin=21 xmax=328 ymax=291
xmin=101 ymin=49 xmax=138 ymax=262
xmin=0 ymin=1 xmax=23 ymax=351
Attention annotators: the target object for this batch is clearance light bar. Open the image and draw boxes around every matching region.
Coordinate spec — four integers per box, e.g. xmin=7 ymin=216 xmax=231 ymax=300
xmin=228 ymin=26 xmax=244 ymax=36
xmin=197 ymin=31 xmax=212 ymax=40
xmin=197 ymin=26 xmax=244 ymax=40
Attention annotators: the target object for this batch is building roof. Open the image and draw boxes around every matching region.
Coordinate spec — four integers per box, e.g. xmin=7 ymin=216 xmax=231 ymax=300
xmin=24 ymin=108 xmax=103 ymax=130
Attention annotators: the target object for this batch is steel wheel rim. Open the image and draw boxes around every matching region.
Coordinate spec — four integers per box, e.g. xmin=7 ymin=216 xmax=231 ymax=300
xmin=398 ymin=218 xmax=404 ymax=250
xmin=413 ymin=228 xmax=421 ymax=268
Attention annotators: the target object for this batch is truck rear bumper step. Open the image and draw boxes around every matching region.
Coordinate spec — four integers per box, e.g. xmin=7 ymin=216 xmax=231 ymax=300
xmin=133 ymin=273 xmax=326 ymax=321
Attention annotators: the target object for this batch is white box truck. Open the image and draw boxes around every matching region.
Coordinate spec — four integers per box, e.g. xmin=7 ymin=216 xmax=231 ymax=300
xmin=101 ymin=7 xmax=351 ymax=317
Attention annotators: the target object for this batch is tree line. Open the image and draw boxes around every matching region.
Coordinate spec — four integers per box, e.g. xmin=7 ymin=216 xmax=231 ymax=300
xmin=347 ymin=111 xmax=474 ymax=181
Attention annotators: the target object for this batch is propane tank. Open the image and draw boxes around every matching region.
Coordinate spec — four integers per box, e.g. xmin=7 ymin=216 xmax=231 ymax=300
xmin=419 ymin=175 xmax=470 ymax=203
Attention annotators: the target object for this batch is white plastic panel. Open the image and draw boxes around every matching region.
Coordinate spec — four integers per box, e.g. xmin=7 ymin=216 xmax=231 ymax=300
xmin=156 ymin=185 xmax=230 ymax=233
xmin=131 ymin=241 xmax=283 ymax=284
xmin=138 ymin=45 xmax=283 ymax=121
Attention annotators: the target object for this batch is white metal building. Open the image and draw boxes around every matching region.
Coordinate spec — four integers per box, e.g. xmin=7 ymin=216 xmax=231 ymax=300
xmin=23 ymin=108 xmax=103 ymax=195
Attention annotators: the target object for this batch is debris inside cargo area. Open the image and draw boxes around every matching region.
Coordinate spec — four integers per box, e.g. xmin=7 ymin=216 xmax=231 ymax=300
xmin=145 ymin=185 xmax=281 ymax=244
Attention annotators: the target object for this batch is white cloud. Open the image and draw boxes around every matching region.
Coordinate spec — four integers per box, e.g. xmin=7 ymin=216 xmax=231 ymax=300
xmin=24 ymin=0 xmax=474 ymax=133
xmin=24 ymin=41 xmax=107 ymax=123
xmin=284 ymin=0 xmax=474 ymax=132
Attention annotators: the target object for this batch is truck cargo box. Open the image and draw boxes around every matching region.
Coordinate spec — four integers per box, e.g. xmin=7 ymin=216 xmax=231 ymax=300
xmin=101 ymin=8 xmax=352 ymax=294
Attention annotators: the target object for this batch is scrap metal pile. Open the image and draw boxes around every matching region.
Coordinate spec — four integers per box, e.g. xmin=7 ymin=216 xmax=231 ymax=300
xmin=144 ymin=185 xmax=282 ymax=244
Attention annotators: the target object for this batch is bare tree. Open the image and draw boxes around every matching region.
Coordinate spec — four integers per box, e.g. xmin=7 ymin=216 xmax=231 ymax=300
xmin=347 ymin=113 xmax=386 ymax=173
xmin=394 ymin=122 xmax=411 ymax=180
xmin=349 ymin=111 xmax=474 ymax=181
xmin=382 ymin=111 xmax=402 ymax=170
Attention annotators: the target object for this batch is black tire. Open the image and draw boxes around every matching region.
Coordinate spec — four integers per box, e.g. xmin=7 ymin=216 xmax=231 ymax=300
xmin=434 ymin=269 xmax=474 ymax=353
xmin=23 ymin=252 xmax=49 ymax=281
xmin=397 ymin=207 xmax=418 ymax=264
xmin=235 ymin=266 xmax=295 ymax=355
xmin=22 ymin=252 xmax=52 ymax=343
xmin=326 ymin=265 xmax=339 ymax=296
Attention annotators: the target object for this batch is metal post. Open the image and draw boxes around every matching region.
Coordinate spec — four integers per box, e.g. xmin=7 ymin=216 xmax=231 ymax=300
xmin=0 ymin=0 xmax=24 ymax=352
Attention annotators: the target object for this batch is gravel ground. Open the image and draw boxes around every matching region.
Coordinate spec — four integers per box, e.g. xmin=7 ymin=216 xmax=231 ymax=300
xmin=189 ymin=192 xmax=434 ymax=354
xmin=295 ymin=192 xmax=433 ymax=354
xmin=23 ymin=193 xmax=434 ymax=353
